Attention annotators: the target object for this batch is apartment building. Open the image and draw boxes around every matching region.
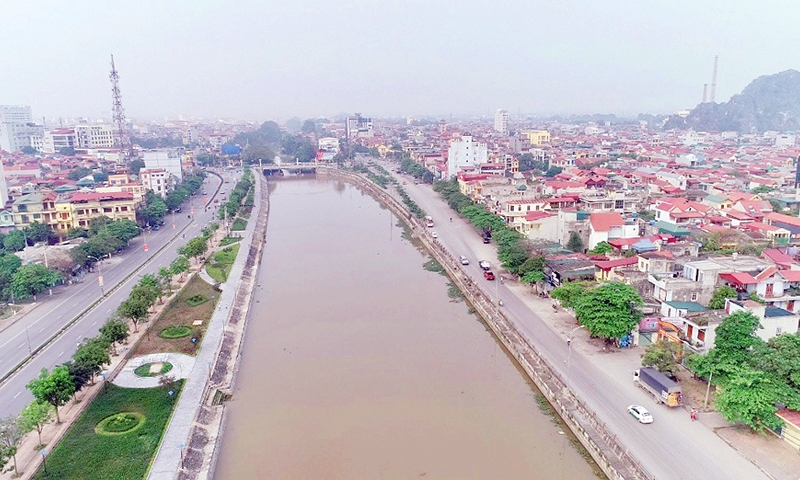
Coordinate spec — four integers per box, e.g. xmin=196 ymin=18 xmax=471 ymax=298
xmin=139 ymin=168 xmax=171 ymax=198
xmin=142 ymin=149 xmax=183 ymax=181
xmin=520 ymin=130 xmax=551 ymax=145
xmin=74 ymin=124 xmax=114 ymax=149
xmin=447 ymin=134 xmax=488 ymax=179
xmin=494 ymin=109 xmax=508 ymax=135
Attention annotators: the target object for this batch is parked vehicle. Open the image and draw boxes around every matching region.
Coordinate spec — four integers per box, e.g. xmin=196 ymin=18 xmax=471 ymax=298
xmin=633 ymin=367 xmax=682 ymax=407
xmin=479 ymin=260 xmax=491 ymax=271
xmin=459 ymin=256 xmax=469 ymax=265
xmin=484 ymin=270 xmax=495 ymax=280
xmin=482 ymin=229 xmax=492 ymax=244
xmin=431 ymin=231 xmax=438 ymax=238
xmin=627 ymin=404 xmax=653 ymax=424
xmin=425 ymin=216 xmax=434 ymax=228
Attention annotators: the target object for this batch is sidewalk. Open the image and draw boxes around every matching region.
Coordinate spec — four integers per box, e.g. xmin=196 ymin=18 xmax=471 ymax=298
xmin=113 ymin=353 xmax=196 ymax=388
xmin=147 ymin=176 xmax=263 ymax=479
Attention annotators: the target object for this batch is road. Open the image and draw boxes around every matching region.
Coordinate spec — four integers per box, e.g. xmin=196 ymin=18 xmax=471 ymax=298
xmin=0 ymin=168 xmax=239 ymax=418
xmin=385 ymin=164 xmax=766 ymax=480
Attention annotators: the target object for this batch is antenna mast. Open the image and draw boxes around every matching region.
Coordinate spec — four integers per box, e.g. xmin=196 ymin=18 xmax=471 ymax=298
xmin=109 ymin=54 xmax=130 ymax=161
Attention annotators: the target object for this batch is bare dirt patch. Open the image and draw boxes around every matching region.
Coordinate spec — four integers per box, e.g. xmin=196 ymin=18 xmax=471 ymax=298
xmin=134 ymin=275 xmax=220 ymax=356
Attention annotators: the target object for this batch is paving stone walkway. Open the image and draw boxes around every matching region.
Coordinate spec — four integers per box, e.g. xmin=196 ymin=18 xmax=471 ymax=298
xmin=113 ymin=353 xmax=196 ymax=388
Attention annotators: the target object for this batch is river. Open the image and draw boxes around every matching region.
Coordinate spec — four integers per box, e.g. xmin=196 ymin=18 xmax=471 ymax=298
xmin=214 ymin=177 xmax=597 ymax=479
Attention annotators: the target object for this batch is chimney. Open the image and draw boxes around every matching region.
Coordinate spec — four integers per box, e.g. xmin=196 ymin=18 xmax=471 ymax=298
xmin=702 ymin=84 xmax=708 ymax=103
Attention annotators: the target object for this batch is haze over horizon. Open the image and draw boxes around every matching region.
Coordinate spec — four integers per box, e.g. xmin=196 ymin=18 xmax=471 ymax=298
xmin=2 ymin=0 xmax=799 ymax=122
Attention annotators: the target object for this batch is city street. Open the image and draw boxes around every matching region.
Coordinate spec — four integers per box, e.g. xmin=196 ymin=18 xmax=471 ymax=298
xmin=0 ymin=168 xmax=239 ymax=418
xmin=388 ymin=167 xmax=767 ymax=480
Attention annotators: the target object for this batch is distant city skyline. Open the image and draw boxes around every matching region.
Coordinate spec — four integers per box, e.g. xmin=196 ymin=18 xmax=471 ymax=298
xmin=2 ymin=1 xmax=798 ymax=122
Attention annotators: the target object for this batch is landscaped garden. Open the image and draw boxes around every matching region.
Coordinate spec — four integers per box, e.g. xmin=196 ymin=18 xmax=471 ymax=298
xmin=133 ymin=275 xmax=220 ymax=356
xmin=34 ymin=382 xmax=183 ymax=480
xmin=133 ymin=362 xmax=174 ymax=377
xmin=205 ymin=245 xmax=239 ymax=283
xmin=231 ymin=218 xmax=247 ymax=231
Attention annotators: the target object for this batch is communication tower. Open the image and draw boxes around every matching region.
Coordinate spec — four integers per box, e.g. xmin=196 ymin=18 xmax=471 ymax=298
xmin=109 ymin=54 xmax=130 ymax=159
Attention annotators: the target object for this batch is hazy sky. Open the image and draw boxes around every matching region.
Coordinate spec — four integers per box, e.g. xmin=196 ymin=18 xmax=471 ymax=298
xmin=2 ymin=0 xmax=799 ymax=122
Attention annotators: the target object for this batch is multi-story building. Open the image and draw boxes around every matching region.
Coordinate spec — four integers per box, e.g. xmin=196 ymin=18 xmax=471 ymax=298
xmin=74 ymin=124 xmax=115 ymax=149
xmin=66 ymin=191 xmax=137 ymax=230
xmin=41 ymin=128 xmax=77 ymax=153
xmin=520 ymin=129 xmax=551 ymax=145
xmin=142 ymin=149 xmax=183 ymax=181
xmin=10 ymin=192 xmax=58 ymax=228
xmin=494 ymin=109 xmax=508 ymax=135
xmin=446 ymin=134 xmax=488 ymax=179
xmin=139 ymin=168 xmax=171 ymax=198
xmin=0 ymin=106 xmax=42 ymax=153
xmin=345 ymin=114 xmax=373 ymax=139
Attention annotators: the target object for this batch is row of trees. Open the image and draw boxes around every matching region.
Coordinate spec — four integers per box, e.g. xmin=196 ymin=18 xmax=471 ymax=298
xmin=0 ymin=315 xmax=131 ymax=473
xmin=70 ymin=217 xmax=142 ymax=267
xmin=688 ymin=311 xmax=800 ymax=431
xmin=164 ymin=173 xmax=206 ymax=212
xmin=219 ymin=168 xmax=253 ymax=221
xmin=0 ymin=227 xmax=216 ymax=472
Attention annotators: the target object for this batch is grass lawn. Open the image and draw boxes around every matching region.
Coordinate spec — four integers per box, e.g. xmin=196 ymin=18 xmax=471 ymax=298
xmin=231 ymin=218 xmax=247 ymax=231
xmin=134 ymin=275 xmax=220 ymax=356
xmin=219 ymin=235 xmax=242 ymax=247
xmin=34 ymin=382 xmax=183 ymax=480
xmin=205 ymin=245 xmax=239 ymax=283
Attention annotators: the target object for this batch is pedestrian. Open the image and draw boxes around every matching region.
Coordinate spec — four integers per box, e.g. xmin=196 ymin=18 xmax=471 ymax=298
xmin=690 ymin=408 xmax=697 ymax=421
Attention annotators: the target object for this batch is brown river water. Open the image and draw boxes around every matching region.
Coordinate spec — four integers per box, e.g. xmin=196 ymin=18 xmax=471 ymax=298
xmin=214 ymin=177 xmax=596 ymax=479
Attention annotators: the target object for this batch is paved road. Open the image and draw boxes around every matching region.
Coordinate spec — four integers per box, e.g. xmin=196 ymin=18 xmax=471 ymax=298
xmin=0 ymin=168 xmax=239 ymax=418
xmin=384 ymin=164 xmax=767 ymax=480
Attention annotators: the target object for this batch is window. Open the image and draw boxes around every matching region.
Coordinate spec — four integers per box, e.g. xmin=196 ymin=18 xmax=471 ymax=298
xmin=691 ymin=292 xmax=698 ymax=301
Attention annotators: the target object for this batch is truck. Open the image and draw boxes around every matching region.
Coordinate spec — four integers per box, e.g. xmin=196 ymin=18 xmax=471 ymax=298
xmin=633 ymin=367 xmax=682 ymax=407
xmin=425 ymin=216 xmax=434 ymax=228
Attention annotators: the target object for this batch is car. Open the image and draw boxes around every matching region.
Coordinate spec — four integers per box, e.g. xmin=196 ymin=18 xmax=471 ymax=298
xmin=459 ymin=255 xmax=469 ymax=265
xmin=479 ymin=260 xmax=491 ymax=270
xmin=175 ymin=207 xmax=182 ymax=213
xmin=484 ymin=270 xmax=495 ymax=280
xmin=152 ymin=224 xmax=161 ymax=231
xmin=431 ymin=231 xmax=438 ymax=238
xmin=627 ymin=405 xmax=653 ymax=424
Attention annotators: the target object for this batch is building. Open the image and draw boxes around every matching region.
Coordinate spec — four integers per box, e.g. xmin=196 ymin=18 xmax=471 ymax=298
xmin=139 ymin=168 xmax=171 ymax=198
xmin=74 ymin=124 xmax=115 ymax=149
xmin=494 ymin=109 xmax=509 ymax=135
xmin=588 ymin=212 xmax=638 ymax=249
xmin=0 ymin=105 xmax=38 ymax=153
xmin=346 ymin=114 xmax=373 ymax=140
xmin=142 ymin=149 xmax=183 ymax=181
xmin=41 ymin=128 xmax=77 ymax=154
xmin=446 ymin=134 xmax=488 ymax=179
xmin=318 ymin=137 xmax=340 ymax=153
xmin=521 ymin=129 xmax=551 ymax=145
xmin=66 ymin=191 xmax=137 ymax=230
xmin=10 ymin=192 xmax=58 ymax=228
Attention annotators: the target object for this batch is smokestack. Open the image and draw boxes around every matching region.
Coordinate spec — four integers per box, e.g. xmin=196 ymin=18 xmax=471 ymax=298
xmin=710 ymin=55 xmax=719 ymax=103
xmin=702 ymin=84 xmax=708 ymax=103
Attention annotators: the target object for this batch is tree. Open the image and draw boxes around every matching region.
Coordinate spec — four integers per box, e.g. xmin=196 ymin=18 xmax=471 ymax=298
xmin=521 ymin=270 xmax=546 ymax=292
xmin=0 ymin=253 xmax=22 ymax=298
xmin=715 ymin=366 xmax=800 ymax=432
xmin=567 ymin=231 xmax=584 ymax=253
xmin=170 ymin=256 xmax=190 ymax=281
xmin=19 ymin=401 xmax=53 ymax=446
xmin=11 ymin=264 xmax=62 ymax=300
xmin=708 ymin=286 xmax=738 ymax=309
xmin=73 ymin=337 xmax=110 ymax=384
xmin=498 ymin=243 xmax=529 ymax=274
xmin=748 ymin=292 xmax=765 ymax=304
xmin=714 ymin=311 xmax=762 ymax=365
xmin=550 ymin=281 xmax=591 ymax=309
xmin=58 ymin=146 xmax=75 ymax=156
xmin=129 ymin=158 xmax=145 ymax=176
xmin=140 ymin=191 xmax=168 ymax=226
xmin=93 ymin=172 xmax=109 ymax=183
xmin=27 ymin=366 xmax=75 ymax=423
xmin=573 ymin=282 xmax=643 ymax=340
xmin=23 ymin=221 xmax=54 ymax=244
xmin=158 ymin=267 xmax=173 ymax=294
xmin=301 ymin=119 xmax=317 ymax=134
xmin=241 ymin=144 xmax=276 ymax=164
xmin=0 ymin=416 xmax=23 ymax=474
xmin=751 ymin=334 xmax=800 ymax=390
xmin=65 ymin=360 xmax=93 ymax=398
xmin=67 ymin=166 xmax=92 ymax=181
xmin=517 ymin=255 xmax=546 ymax=276
xmin=21 ymin=145 xmax=38 ymax=155
xmin=3 ymin=231 xmax=25 ymax=252
xmin=642 ymin=339 xmax=682 ymax=377
xmin=118 ymin=295 xmax=150 ymax=332
xmin=588 ymin=241 xmax=613 ymax=255
xmin=179 ymin=237 xmax=208 ymax=263
xmin=100 ymin=318 xmax=129 ymax=355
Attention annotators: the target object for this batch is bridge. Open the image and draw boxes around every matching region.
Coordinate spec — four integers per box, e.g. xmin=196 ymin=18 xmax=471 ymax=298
xmin=261 ymin=163 xmax=319 ymax=176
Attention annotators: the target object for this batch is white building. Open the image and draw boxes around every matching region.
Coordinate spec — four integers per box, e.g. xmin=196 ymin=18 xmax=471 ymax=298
xmin=346 ymin=114 xmax=373 ymax=139
xmin=142 ymin=149 xmax=183 ymax=181
xmin=74 ymin=124 xmax=114 ymax=149
xmin=0 ymin=105 xmax=42 ymax=153
xmin=494 ymin=109 xmax=508 ymax=135
xmin=41 ymin=128 xmax=78 ymax=154
xmin=318 ymin=137 xmax=339 ymax=153
xmin=446 ymin=134 xmax=488 ymax=179
xmin=139 ymin=168 xmax=171 ymax=198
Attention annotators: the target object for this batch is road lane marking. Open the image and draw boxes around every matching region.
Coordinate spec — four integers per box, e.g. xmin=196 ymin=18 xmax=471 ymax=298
xmin=92 ymin=321 xmax=98 ymax=326
xmin=58 ymin=351 xmax=64 ymax=357
xmin=13 ymin=391 xmax=21 ymax=399
xmin=39 ymin=327 xmax=45 ymax=333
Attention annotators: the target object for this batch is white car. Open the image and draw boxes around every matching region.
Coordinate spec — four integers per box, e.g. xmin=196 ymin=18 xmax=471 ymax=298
xmin=627 ymin=404 xmax=653 ymax=424
xmin=459 ymin=256 xmax=470 ymax=265
xmin=431 ymin=231 xmax=438 ymax=238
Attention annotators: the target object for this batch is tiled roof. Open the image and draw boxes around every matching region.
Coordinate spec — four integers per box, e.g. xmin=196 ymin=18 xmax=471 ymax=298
xmin=589 ymin=212 xmax=624 ymax=232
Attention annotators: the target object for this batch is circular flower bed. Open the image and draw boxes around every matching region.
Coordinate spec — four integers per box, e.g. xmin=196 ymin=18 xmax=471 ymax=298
xmin=96 ymin=412 xmax=145 ymax=436
xmin=159 ymin=325 xmax=193 ymax=339
xmin=133 ymin=362 xmax=174 ymax=377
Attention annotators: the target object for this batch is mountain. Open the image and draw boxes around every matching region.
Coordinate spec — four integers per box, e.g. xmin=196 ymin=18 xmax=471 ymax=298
xmin=664 ymin=69 xmax=800 ymax=133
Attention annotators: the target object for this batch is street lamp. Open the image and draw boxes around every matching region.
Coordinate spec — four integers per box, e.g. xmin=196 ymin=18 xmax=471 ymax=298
xmin=87 ymin=255 xmax=105 ymax=296
xmin=566 ymin=325 xmax=586 ymax=392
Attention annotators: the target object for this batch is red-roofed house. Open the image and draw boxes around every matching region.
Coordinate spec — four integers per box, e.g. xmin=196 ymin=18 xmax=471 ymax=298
xmin=762 ymin=249 xmax=799 ymax=270
xmin=588 ymin=212 xmax=638 ymax=249
xmin=594 ymin=256 xmax=638 ymax=281
xmin=776 ymin=409 xmax=800 ymax=451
